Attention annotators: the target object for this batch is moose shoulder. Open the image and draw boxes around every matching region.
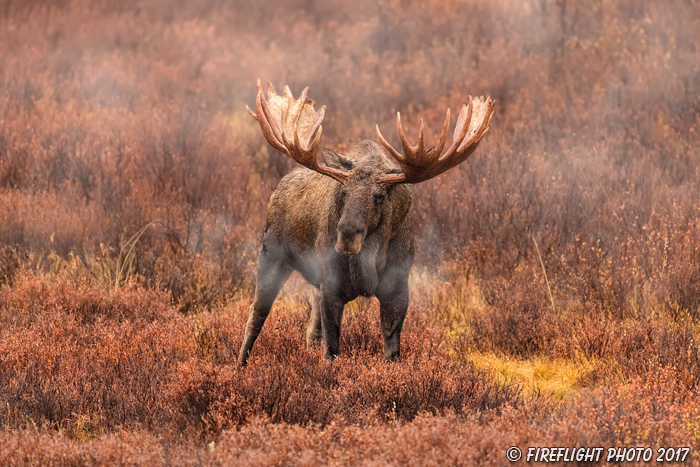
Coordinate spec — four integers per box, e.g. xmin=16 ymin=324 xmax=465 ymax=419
xmin=238 ymin=81 xmax=494 ymax=365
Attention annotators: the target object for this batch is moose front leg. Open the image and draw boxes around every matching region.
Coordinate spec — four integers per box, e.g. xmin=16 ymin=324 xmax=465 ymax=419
xmin=319 ymin=286 xmax=347 ymax=359
xmin=306 ymin=287 xmax=323 ymax=348
xmin=377 ymin=280 xmax=409 ymax=361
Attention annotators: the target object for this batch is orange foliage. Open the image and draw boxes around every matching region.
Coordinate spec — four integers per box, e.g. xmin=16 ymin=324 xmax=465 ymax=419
xmin=1 ymin=0 xmax=700 ymax=464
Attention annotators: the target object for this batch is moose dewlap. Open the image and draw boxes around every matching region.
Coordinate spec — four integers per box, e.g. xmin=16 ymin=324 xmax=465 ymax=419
xmin=238 ymin=80 xmax=494 ymax=365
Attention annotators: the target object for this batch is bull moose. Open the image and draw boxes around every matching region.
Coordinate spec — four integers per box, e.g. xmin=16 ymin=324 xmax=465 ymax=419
xmin=238 ymin=80 xmax=494 ymax=365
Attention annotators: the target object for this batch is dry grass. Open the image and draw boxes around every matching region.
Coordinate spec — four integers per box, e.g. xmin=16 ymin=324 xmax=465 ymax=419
xmin=467 ymin=352 xmax=588 ymax=400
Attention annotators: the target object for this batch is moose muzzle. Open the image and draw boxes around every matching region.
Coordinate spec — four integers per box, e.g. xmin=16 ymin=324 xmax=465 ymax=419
xmin=335 ymin=221 xmax=365 ymax=256
xmin=335 ymin=233 xmax=363 ymax=256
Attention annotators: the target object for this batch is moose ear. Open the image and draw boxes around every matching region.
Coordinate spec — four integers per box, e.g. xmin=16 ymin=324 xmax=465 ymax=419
xmin=320 ymin=147 xmax=353 ymax=171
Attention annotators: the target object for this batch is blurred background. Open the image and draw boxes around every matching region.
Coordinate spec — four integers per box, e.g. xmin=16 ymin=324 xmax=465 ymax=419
xmin=0 ymin=0 xmax=699 ymax=315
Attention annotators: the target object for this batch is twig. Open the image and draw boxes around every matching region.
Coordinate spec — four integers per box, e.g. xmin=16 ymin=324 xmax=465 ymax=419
xmin=532 ymin=236 xmax=556 ymax=314
xmin=115 ymin=221 xmax=154 ymax=288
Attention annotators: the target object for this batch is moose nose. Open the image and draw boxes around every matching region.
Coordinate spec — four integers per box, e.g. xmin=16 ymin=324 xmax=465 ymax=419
xmin=338 ymin=223 xmax=364 ymax=238
xmin=336 ymin=218 xmax=365 ymax=256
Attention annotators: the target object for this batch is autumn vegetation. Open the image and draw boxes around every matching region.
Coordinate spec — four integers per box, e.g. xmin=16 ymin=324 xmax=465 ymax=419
xmin=1 ymin=0 xmax=699 ymax=465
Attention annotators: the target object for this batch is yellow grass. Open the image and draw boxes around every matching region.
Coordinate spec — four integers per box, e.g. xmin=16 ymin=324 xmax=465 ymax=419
xmin=467 ymin=352 xmax=591 ymax=400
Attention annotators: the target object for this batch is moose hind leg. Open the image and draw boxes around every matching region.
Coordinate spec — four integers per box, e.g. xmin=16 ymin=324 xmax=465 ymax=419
xmin=306 ymin=287 xmax=323 ymax=348
xmin=238 ymin=249 xmax=292 ymax=366
xmin=377 ymin=284 xmax=409 ymax=361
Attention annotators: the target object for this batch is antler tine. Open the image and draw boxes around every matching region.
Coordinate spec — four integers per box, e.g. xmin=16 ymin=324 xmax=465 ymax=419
xmin=245 ymin=78 xmax=266 ymax=119
xmin=416 ymin=118 xmax=426 ymax=156
xmin=293 ymin=120 xmax=321 ymax=164
xmin=302 ymin=105 xmax=325 ymax=150
xmin=377 ymin=94 xmax=495 ymax=185
xmin=267 ymin=81 xmax=278 ymax=97
xmin=440 ymin=99 xmax=473 ymax=162
xmin=290 ymin=91 xmax=319 ymax=152
xmin=247 ymin=80 xmax=349 ymax=184
xmin=309 ymin=123 xmax=323 ymax=152
xmin=255 ymin=82 xmax=286 ymax=154
xmin=376 ymin=124 xmax=403 ymax=161
xmin=290 ymin=86 xmax=309 ymax=127
xmin=397 ymin=113 xmax=415 ymax=156
xmin=454 ymin=97 xmax=493 ymax=155
xmin=432 ymin=108 xmax=451 ymax=156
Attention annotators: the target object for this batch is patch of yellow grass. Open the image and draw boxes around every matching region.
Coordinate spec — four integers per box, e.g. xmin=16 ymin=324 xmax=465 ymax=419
xmin=468 ymin=352 xmax=592 ymax=400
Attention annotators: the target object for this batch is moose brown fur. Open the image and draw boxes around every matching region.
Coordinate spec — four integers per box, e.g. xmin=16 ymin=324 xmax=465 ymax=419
xmin=238 ymin=81 xmax=494 ymax=365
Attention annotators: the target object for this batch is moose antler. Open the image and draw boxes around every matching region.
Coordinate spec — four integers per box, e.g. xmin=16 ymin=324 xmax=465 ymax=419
xmin=247 ymin=80 xmax=349 ymax=183
xmin=376 ymin=96 xmax=495 ymax=185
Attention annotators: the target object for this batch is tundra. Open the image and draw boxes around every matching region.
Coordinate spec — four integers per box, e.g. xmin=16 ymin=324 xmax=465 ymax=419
xmin=239 ymin=80 xmax=494 ymax=365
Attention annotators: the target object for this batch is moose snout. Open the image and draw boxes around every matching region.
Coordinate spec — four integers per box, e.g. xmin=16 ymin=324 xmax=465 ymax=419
xmin=335 ymin=222 xmax=365 ymax=256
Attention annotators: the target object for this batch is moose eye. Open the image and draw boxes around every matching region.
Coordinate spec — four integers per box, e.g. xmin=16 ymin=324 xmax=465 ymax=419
xmin=374 ymin=193 xmax=385 ymax=205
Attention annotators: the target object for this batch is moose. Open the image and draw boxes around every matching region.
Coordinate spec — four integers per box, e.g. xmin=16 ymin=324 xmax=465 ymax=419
xmin=238 ymin=80 xmax=494 ymax=365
